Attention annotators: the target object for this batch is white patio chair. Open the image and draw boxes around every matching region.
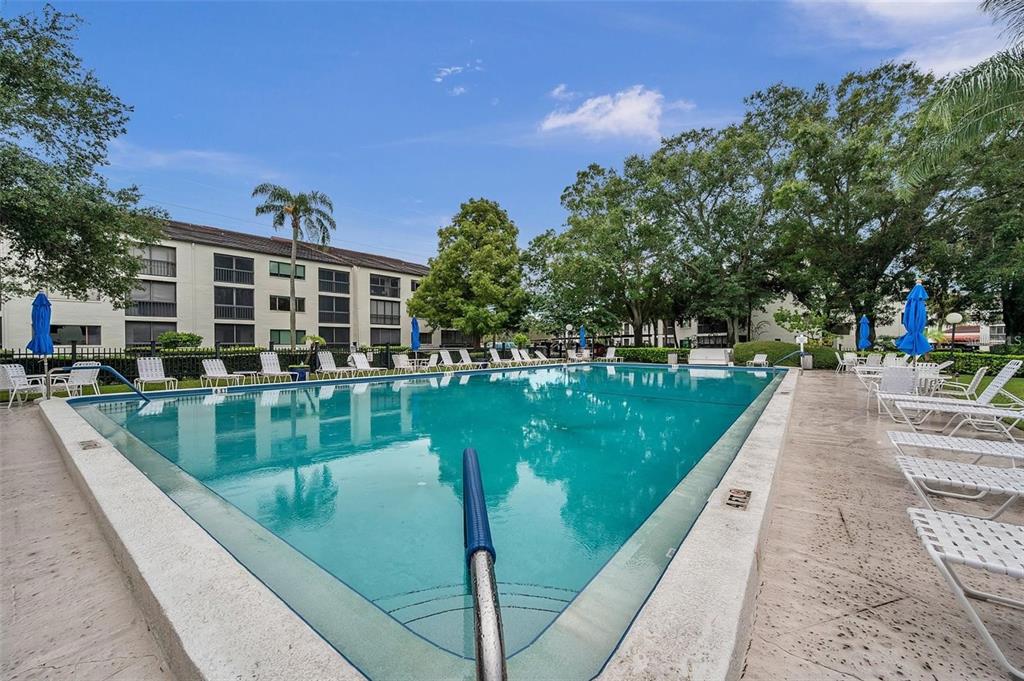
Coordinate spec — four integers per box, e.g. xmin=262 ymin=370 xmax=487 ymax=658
xmin=488 ymin=348 xmax=512 ymax=368
xmin=258 ymin=352 xmax=295 ymax=383
xmin=887 ymin=430 xmax=1024 ymax=466
xmin=424 ymin=353 xmax=440 ymax=370
xmin=438 ymin=350 xmax=469 ymax=370
xmin=534 ymin=350 xmax=551 ymax=363
xmin=392 ymin=354 xmax=418 ymax=374
xmin=66 ymin=361 xmax=101 ymax=396
xmin=864 ymin=353 xmax=883 ymax=367
xmin=201 ymin=359 xmax=242 ymax=388
xmin=907 ymin=509 xmax=1024 ymax=679
xmin=513 ymin=348 xmax=541 ymax=365
xmin=896 ymin=456 xmax=1022 ymax=520
xmin=315 ymin=351 xmax=355 ymax=379
xmin=135 ymin=357 xmax=178 ymax=392
xmin=581 ymin=348 xmax=591 ymax=361
xmin=748 ymin=353 xmax=770 ymax=368
xmin=1 ymin=364 xmax=45 ymax=408
xmin=889 ymin=360 xmax=1023 ymax=425
xmin=667 ymin=353 xmax=679 ymax=366
xmin=350 ymin=352 xmax=386 ymax=376
xmin=895 ymin=400 xmax=1024 ymax=442
xmin=870 ymin=366 xmax=917 ymax=418
xmin=567 ymin=349 xmax=580 ymax=363
xmin=459 ymin=348 xmax=488 ymax=368
xmin=937 ymin=367 xmax=987 ymax=401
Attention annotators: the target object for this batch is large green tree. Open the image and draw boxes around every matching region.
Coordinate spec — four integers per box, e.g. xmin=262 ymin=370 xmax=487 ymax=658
xmin=408 ymin=198 xmax=526 ymax=345
xmin=0 ymin=7 xmax=162 ymax=304
xmin=251 ymin=184 xmax=336 ymax=349
xmin=762 ymin=64 xmax=946 ymax=338
xmin=526 ymin=158 xmax=676 ymax=345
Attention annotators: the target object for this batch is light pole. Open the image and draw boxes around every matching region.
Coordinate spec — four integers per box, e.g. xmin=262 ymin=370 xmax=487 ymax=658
xmin=945 ymin=312 xmax=963 ymax=350
xmin=564 ymin=323 xmax=573 ymax=360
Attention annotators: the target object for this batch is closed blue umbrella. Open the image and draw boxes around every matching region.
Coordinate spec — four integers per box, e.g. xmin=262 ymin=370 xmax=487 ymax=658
xmin=410 ymin=317 xmax=421 ymax=352
xmin=895 ymin=282 xmax=932 ymax=357
xmin=579 ymin=325 xmax=586 ymax=349
xmin=857 ymin=315 xmax=872 ymax=350
xmin=26 ymin=292 xmax=53 ymax=355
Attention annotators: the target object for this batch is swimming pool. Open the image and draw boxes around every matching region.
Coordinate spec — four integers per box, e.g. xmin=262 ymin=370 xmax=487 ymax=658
xmin=72 ymin=364 xmax=782 ymax=679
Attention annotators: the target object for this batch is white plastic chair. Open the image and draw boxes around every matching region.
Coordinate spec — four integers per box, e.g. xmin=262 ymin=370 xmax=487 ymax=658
xmin=1 ymin=364 xmax=44 ymax=408
xmin=316 ymin=351 xmax=354 ymax=379
xmin=349 ymin=352 xmax=385 ymax=376
xmin=392 ymin=354 xmax=417 ymax=373
xmin=748 ymin=353 xmax=770 ymax=368
xmin=135 ymin=357 xmax=178 ymax=392
xmin=258 ymin=352 xmax=295 ymax=383
xmin=896 ymin=456 xmax=1022 ymax=520
xmin=459 ymin=349 xmax=488 ymax=368
xmin=66 ymin=361 xmax=101 ymax=396
xmin=870 ymin=366 xmax=917 ymax=418
xmin=201 ymin=359 xmax=242 ymax=388
xmin=488 ymin=348 xmax=512 ymax=368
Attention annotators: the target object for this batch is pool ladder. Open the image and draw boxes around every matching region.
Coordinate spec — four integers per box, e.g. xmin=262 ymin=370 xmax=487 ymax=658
xmin=463 ymin=447 xmax=508 ymax=681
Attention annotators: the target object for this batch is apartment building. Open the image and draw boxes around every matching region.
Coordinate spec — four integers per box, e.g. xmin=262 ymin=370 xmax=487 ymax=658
xmin=0 ymin=221 xmax=435 ymax=349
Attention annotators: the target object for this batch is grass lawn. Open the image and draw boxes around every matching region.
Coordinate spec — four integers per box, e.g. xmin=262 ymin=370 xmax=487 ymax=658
xmin=951 ymin=375 xmax=1024 ymax=401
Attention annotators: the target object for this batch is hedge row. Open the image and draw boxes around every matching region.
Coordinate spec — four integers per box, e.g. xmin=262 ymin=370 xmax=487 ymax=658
xmin=615 ymin=347 xmax=690 ymax=363
xmin=926 ymin=351 xmax=1024 ymax=377
xmin=733 ymin=341 xmax=839 ymax=369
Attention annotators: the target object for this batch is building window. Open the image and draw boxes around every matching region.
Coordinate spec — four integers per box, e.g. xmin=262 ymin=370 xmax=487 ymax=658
xmin=270 ymin=261 xmax=305 ymax=279
xmin=127 ymin=281 xmax=176 ymax=317
xmin=214 ymin=323 xmax=254 ymax=346
xmin=319 ymin=326 xmax=351 ymax=346
xmin=214 ymin=254 xmax=254 ymax=284
xmin=126 ymin=321 xmax=176 ymax=345
xmin=270 ymin=329 xmax=306 ymax=345
xmin=318 ymin=295 xmax=350 ymax=324
xmin=370 ymin=328 xmax=401 ymax=345
xmin=369 ymin=299 xmax=401 ymax=325
xmin=411 ymin=280 xmax=420 ymax=292
xmin=418 ymin=331 xmax=433 ymax=345
xmin=214 ymin=287 xmax=255 ymax=320
xmin=49 ymin=325 xmax=102 ymax=345
xmin=319 ymin=268 xmax=350 ymax=294
xmin=441 ymin=329 xmax=468 ymax=346
xmin=369 ymin=274 xmax=400 ymax=298
xmin=270 ymin=295 xmax=305 ymax=312
xmin=135 ymin=245 xmax=177 ymax=277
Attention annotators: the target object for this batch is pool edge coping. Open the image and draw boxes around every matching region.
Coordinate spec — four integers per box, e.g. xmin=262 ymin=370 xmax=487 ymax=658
xmin=597 ymin=366 xmax=800 ymax=681
xmin=37 ymin=397 xmax=365 ymax=681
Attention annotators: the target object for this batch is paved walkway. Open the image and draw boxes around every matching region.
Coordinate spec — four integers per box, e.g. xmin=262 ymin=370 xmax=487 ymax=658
xmin=0 ymin=405 xmax=172 ymax=681
xmin=742 ymin=372 xmax=1023 ymax=681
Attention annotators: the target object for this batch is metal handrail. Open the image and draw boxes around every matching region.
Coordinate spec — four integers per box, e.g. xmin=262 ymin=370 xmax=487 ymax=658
xmin=771 ymin=350 xmax=809 ymax=367
xmin=463 ymin=447 xmax=507 ymax=681
xmin=49 ymin=364 xmax=151 ymax=402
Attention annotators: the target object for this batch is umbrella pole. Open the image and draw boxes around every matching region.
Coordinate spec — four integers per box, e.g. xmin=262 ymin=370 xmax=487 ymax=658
xmin=44 ymin=357 xmax=50 ymax=400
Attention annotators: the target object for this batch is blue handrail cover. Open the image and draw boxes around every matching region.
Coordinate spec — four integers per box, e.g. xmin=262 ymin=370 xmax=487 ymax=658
xmin=463 ymin=447 xmax=496 ymax=563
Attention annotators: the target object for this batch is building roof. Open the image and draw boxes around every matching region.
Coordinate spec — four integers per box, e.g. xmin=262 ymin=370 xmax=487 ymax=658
xmin=161 ymin=220 xmax=430 ymax=276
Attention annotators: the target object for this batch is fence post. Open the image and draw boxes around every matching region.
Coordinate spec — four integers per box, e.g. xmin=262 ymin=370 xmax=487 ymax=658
xmin=70 ymin=340 xmax=78 ymax=363
xmin=269 ymin=340 xmax=275 ymax=352
xmin=149 ymin=340 xmax=157 ymax=356
xmin=215 ymin=341 xmax=221 ymax=359
xmin=385 ymin=343 xmax=392 ymax=369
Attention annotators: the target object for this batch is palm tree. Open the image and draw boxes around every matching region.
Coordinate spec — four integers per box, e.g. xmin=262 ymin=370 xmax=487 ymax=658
xmin=252 ymin=184 xmax=336 ymax=349
xmin=904 ymin=0 xmax=1024 ymax=186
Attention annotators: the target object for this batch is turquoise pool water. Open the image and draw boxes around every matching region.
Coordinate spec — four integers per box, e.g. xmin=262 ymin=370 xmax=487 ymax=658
xmin=74 ymin=364 xmax=781 ymax=679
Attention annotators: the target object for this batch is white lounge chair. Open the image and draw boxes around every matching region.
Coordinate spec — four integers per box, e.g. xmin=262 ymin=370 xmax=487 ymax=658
xmin=896 ymin=456 xmax=1022 ymax=520
xmin=936 ymin=367 xmax=987 ymax=400
xmin=135 ymin=357 xmax=178 ymax=392
xmin=316 ymin=351 xmax=355 ymax=379
xmin=424 ymin=353 xmax=440 ymax=371
xmin=488 ymin=348 xmax=512 ymax=367
xmin=350 ymin=352 xmax=386 ymax=376
xmin=887 ymin=430 xmax=1024 ymax=466
xmin=581 ymin=348 xmax=592 ymax=361
xmin=258 ymin=352 xmax=295 ymax=383
xmin=888 ymin=360 xmax=1023 ymax=424
xmin=748 ymin=353 xmax=770 ymax=368
xmin=688 ymin=349 xmax=734 ymax=366
xmin=1 ymin=364 xmax=45 ymax=408
xmin=459 ymin=349 xmax=488 ymax=368
xmin=514 ymin=348 xmax=542 ymax=365
xmin=392 ymin=354 xmax=418 ymax=374
xmin=567 ymin=349 xmax=580 ymax=363
xmin=534 ymin=350 xmax=551 ymax=363
xmin=895 ymin=400 xmax=1024 ymax=442
xmin=907 ymin=509 xmax=1024 ymax=679
xmin=439 ymin=350 xmax=470 ymax=370
xmin=597 ymin=347 xmax=624 ymax=362
xmin=66 ymin=361 xmax=101 ymax=396
xmin=201 ymin=359 xmax=242 ymax=388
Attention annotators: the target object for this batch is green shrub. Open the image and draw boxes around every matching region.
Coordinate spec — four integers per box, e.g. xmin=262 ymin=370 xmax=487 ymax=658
xmin=926 ymin=351 xmax=1024 ymax=377
xmin=616 ymin=347 xmax=690 ymax=363
xmin=732 ymin=340 xmax=839 ymax=369
xmin=512 ymin=332 xmax=530 ymax=349
xmin=157 ymin=331 xmax=203 ymax=348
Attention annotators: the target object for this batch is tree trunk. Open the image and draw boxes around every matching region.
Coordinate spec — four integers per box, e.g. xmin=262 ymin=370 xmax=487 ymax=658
xmin=1002 ymin=280 xmax=1024 ymax=340
xmin=631 ymin=312 xmax=644 ymax=346
xmin=290 ymin=215 xmax=299 ymax=350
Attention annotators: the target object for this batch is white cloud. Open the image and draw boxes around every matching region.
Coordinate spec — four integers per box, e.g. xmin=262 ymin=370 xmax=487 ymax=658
xmin=540 ymin=85 xmax=693 ymax=140
xmin=449 ymin=86 xmax=468 ymax=96
xmin=550 ymin=83 xmax=578 ymax=100
xmin=108 ymin=139 xmax=278 ymax=178
xmin=789 ymin=0 xmax=1004 ymax=74
xmin=433 ymin=66 xmax=465 ymax=83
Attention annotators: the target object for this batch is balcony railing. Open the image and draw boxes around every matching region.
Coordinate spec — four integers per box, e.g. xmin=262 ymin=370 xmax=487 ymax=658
xmin=126 ymin=301 xmax=177 ymax=317
xmin=140 ymin=259 xmax=176 ymax=277
xmin=215 ymin=305 xmax=255 ymax=320
xmin=214 ymin=267 xmax=254 ymax=285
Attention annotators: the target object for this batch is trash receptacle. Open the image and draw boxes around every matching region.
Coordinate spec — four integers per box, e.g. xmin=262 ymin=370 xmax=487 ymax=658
xmin=800 ymin=354 xmax=814 ymax=370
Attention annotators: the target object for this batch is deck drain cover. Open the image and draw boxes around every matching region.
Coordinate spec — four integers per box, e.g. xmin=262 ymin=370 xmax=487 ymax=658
xmin=78 ymin=440 xmax=101 ymax=450
xmin=725 ymin=488 xmax=752 ymax=510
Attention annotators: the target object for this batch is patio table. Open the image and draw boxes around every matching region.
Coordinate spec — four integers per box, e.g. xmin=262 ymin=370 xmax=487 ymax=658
xmin=232 ymin=371 xmax=262 ymax=385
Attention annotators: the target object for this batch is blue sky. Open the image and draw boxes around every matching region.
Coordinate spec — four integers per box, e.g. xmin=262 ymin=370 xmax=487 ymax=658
xmin=14 ymin=1 xmax=1004 ymax=264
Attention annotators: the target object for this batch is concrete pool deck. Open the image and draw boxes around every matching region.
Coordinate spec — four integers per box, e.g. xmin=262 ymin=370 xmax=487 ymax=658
xmin=741 ymin=371 xmax=1023 ymax=681
xmin=0 ymin=405 xmax=172 ymax=681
